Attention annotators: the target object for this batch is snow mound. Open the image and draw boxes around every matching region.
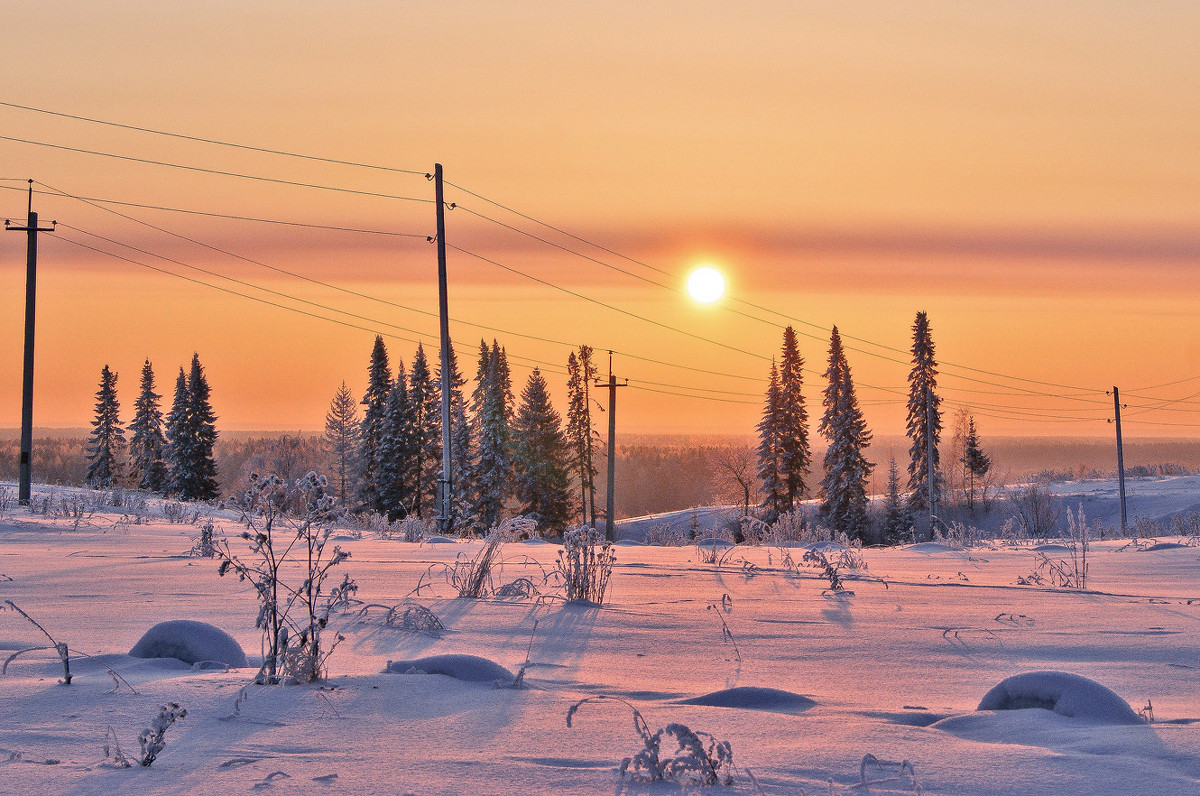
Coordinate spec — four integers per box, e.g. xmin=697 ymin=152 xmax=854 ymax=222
xmin=385 ymin=654 xmax=515 ymax=684
xmin=128 ymin=620 xmax=249 ymax=668
xmin=1143 ymin=542 xmax=1187 ymax=551
xmin=423 ymin=537 xmax=457 ymax=545
xmin=975 ymin=671 xmax=1142 ymax=724
xmin=678 ymin=686 xmax=816 ymax=714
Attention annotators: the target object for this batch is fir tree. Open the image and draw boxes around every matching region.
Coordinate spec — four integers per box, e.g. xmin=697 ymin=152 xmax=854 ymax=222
xmin=324 ymin=381 xmax=360 ymax=507
xmin=438 ymin=345 xmax=472 ymax=533
xmin=407 ymin=344 xmax=441 ymax=519
xmin=165 ymin=367 xmax=190 ymax=497
xmin=565 ymin=346 xmax=599 ymax=525
xmin=184 ymin=353 xmax=220 ymax=501
xmin=512 ymin=368 xmax=573 ymax=533
xmin=85 ymin=364 xmax=125 ymax=488
xmin=469 ymin=340 xmax=513 ymax=532
xmin=358 ymin=336 xmax=392 ymax=511
xmin=756 ymin=360 xmax=787 ymax=522
xmin=377 ymin=361 xmax=412 ymax=520
xmin=777 ymin=327 xmax=810 ymax=507
xmin=906 ymin=311 xmax=942 ymax=524
xmin=880 ymin=455 xmax=912 ymax=543
xmin=818 ymin=327 xmax=874 ymax=540
xmin=961 ymin=415 xmax=991 ymax=513
xmin=128 ymin=359 xmax=167 ymax=491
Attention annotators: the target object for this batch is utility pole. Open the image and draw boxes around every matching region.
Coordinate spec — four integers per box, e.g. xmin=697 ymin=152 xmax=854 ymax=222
xmin=598 ymin=351 xmax=627 ymax=542
xmin=6 ymin=181 xmax=55 ymax=506
xmin=433 ymin=164 xmax=453 ymax=534
xmin=1110 ymin=386 xmax=1128 ymax=536
xmin=926 ymin=383 xmax=936 ymax=541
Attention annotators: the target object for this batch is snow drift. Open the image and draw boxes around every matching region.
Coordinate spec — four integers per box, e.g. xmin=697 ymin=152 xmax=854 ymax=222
xmin=385 ymin=653 xmax=516 ymax=684
xmin=128 ymin=620 xmax=249 ymax=668
xmin=975 ymin=670 xmax=1143 ymax=724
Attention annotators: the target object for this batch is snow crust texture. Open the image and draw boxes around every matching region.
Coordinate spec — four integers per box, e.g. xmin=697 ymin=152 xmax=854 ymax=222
xmin=128 ymin=619 xmax=249 ymax=668
xmin=386 ymin=653 xmax=516 ymax=684
xmin=976 ymin=670 xmax=1143 ymax=724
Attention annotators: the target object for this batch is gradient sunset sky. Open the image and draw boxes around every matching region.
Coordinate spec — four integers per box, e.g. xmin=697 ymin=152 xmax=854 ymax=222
xmin=2 ymin=2 xmax=1198 ymax=438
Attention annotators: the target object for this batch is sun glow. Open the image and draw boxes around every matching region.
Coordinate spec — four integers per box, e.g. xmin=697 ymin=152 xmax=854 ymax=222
xmin=686 ymin=265 xmax=726 ymax=304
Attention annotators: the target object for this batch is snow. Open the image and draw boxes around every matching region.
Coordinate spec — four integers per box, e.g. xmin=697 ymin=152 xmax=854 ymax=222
xmin=974 ymin=670 xmax=1143 ymax=724
xmin=1 ymin=480 xmax=1199 ymax=794
xmin=677 ymin=686 xmax=817 ymax=714
xmin=128 ymin=620 xmax=249 ymax=668
xmin=385 ymin=654 xmax=516 ymax=684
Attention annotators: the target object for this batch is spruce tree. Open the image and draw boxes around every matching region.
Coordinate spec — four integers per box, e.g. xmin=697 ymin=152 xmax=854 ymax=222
xmin=962 ymin=415 xmax=991 ymax=513
xmin=85 ymin=365 xmax=125 ymax=488
xmin=469 ymin=340 xmax=514 ymax=532
xmin=324 ymin=381 xmax=360 ymax=507
xmin=906 ymin=311 xmax=942 ymax=524
xmin=777 ymin=327 xmax=810 ymax=508
xmin=128 ymin=359 xmax=167 ymax=491
xmin=184 ymin=353 xmax=220 ymax=501
xmin=358 ymin=336 xmax=392 ymax=511
xmin=512 ymin=368 xmax=573 ymax=533
xmin=377 ymin=361 xmax=412 ymax=520
xmin=818 ymin=327 xmax=874 ymax=540
xmin=881 ymin=455 xmax=912 ymax=543
xmin=408 ymin=344 xmax=441 ymax=519
xmin=438 ymin=345 xmax=472 ymax=532
xmin=756 ymin=360 xmax=787 ymax=522
xmin=164 ymin=367 xmax=190 ymax=497
xmin=565 ymin=346 xmax=599 ymax=525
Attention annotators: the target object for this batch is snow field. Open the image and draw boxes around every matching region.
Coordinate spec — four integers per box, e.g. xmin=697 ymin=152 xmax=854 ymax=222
xmin=0 ymin=492 xmax=1198 ymax=794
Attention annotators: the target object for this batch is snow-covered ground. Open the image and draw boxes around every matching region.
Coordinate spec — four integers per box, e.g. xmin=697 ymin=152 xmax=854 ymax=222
xmin=1 ymin=483 xmax=1199 ymax=794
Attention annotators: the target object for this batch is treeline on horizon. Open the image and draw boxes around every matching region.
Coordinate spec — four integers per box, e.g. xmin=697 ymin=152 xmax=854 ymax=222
xmin=5 ymin=434 xmax=1197 ymax=520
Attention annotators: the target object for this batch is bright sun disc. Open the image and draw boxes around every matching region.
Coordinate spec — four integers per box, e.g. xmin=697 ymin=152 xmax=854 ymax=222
xmin=687 ymin=266 xmax=725 ymax=304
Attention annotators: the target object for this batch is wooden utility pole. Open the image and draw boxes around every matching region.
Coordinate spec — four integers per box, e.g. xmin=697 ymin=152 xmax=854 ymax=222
xmin=433 ymin=165 xmax=453 ymax=533
xmin=6 ymin=181 xmax=55 ymax=506
xmin=1111 ymin=386 xmax=1128 ymax=535
xmin=598 ymin=351 xmax=627 ymax=542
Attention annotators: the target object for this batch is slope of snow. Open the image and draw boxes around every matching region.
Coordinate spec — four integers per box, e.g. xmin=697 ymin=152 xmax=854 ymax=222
xmin=1 ymin=482 xmax=1198 ymax=794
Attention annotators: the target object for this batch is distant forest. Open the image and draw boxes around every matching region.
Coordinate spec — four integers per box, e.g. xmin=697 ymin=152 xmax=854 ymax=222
xmin=2 ymin=431 xmax=1198 ymax=519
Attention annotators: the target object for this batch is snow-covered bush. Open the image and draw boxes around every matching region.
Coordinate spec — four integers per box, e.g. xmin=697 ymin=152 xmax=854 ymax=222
xmin=105 ymin=703 xmax=187 ymax=768
xmin=556 ymin=526 xmax=614 ymax=604
xmin=215 ymin=472 xmax=356 ymax=684
xmin=567 ymin=696 xmax=735 ymax=787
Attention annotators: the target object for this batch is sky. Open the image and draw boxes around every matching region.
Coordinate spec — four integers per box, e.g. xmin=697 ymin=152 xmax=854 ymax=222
xmin=1 ymin=2 xmax=1199 ymax=439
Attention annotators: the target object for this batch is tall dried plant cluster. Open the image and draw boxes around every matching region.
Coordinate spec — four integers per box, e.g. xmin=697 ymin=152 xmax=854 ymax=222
xmin=216 ymin=472 xmax=356 ymax=684
xmin=556 ymin=526 xmax=615 ymax=604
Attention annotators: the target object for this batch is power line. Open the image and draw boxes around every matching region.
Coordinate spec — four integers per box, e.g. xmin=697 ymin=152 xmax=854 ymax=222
xmin=447 ymin=242 xmax=771 ymax=363
xmin=0 ymin=134 xmax=433 ymax=204
xmin=0 ymin=182 xmax=429 ymax=237
xmin=0 ymin=100 xmax=429 ymax=176
xmin=445 ymin=179 xmax=1108 ymax=397
xmin=38 ymin=183 xmax=772 ymax=392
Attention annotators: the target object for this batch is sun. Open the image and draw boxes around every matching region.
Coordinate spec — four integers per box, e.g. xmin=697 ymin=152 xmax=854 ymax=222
xmin=686 ymin=265 xmax=725 ymax=304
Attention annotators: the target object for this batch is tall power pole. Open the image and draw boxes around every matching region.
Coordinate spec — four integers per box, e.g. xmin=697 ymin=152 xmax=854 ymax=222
xmin=433 ymin=165 xmax=453 ymax=533
xmin=598 ymin=351 xmax=627 ymax=542
xmin=6 ymin=181 xmax=55 ymax=506
xmin=1111 ymin=386 xmax=1128 ymax=535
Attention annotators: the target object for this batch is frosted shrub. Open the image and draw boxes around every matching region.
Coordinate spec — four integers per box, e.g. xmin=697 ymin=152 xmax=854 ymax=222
xmin=567 ymin=696 xmax=735 ymax=787
xmin=556 ymin=526 xmax=615 ymax=604
xmin=216 ymin=472 xmax=356 ymax=684
xmin=105 ymin=703 xmax=187 ymax=768
xmin=646 ymin=523 xmax=690 ymax=546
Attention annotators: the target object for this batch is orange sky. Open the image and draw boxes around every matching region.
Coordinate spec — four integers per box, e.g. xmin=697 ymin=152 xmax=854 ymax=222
xmin=2 ymin=2 xmax=1199 ymax=439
